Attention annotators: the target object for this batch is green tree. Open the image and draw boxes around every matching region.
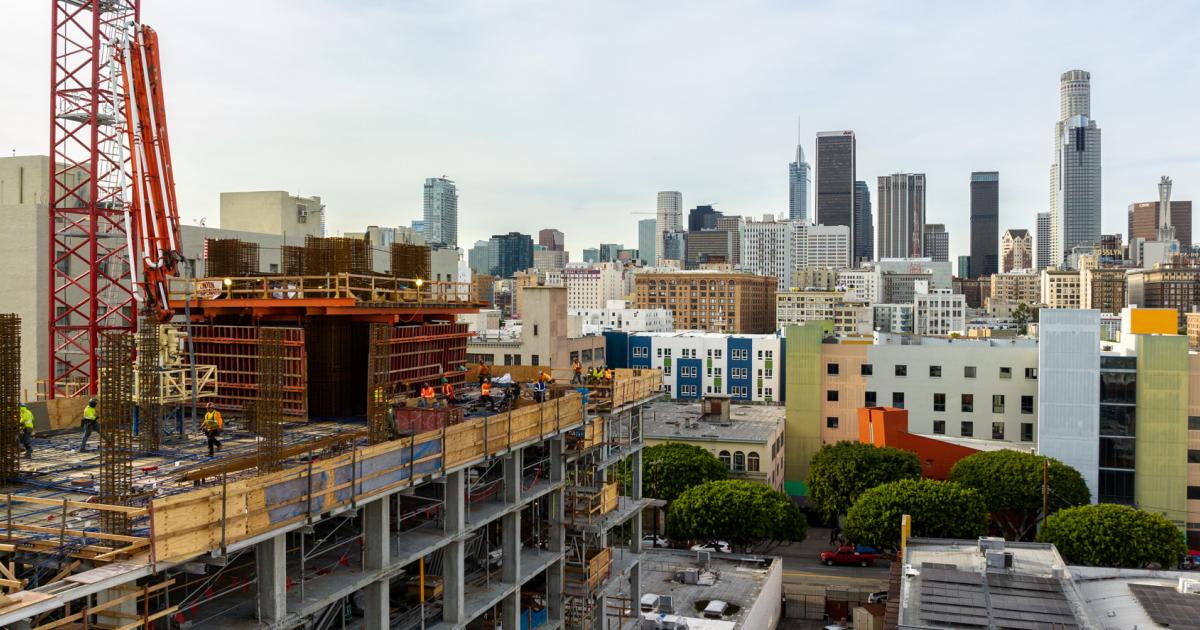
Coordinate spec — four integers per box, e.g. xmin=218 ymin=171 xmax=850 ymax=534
xmin=667 ymin=479 xmax=807 ymax=552
xmin=1037 ymin=504 xmax=1187 ymax=569
xmin=808 ymin=442 xmax=921 ymax=520
xmin=844 ymin=479 xmax=988 ymax=550
xmin=642 ymin=443 xmax=728 ymax=503
xmin=949 ymin=450 xmax=1090 ymax=541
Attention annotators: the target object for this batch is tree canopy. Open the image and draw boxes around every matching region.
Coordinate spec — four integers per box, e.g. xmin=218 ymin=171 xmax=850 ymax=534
xmin=808 ymin=442 xmax=921 ymax=519
xmin=844 ymin=479 xmax=988 ymax=550
xmin=1037 ymin=504 xmax=1187 ymax=569
xmin=667 ymin=479 xmax=807 ymax=552
xmin=949 ymin=450 xmax=1090 ymax=541
xmin=642 ymin=443 xmax=728 ymax=503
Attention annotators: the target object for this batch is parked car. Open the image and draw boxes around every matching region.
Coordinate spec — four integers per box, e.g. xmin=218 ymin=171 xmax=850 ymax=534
xmin=642 ymin=534 xmax=670 ymax=548
xmin=820 ymin=545 xmax=881 ymax=567
xmin=690 ymin=540 xmax=732 ymax=553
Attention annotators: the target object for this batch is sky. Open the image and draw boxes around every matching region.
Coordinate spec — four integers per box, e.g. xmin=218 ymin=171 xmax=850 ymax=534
xmin=3 ymin=1 xmax=1198 ymax=263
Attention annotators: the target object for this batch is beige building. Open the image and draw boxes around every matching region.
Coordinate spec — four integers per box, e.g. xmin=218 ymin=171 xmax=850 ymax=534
xmin=0 ymin=156 xmax=54 ymax=397
xmin=1000 ymin=228 xmax=1033 ymax=272
xmin=219 ymin=191 xmax=324 ymax=239
xmin=1041 ymin=268 xmax=1082 ymax=309
xmin=776 ymin=289 xmax=872 ymax=337
xmin=789 ymin=268 xmax=839 ymax=291
xmin=467 ymin=286 xmax=605 ymax=372
xmin=819 ymin=342 xmax=870 ymax=444
xmin=988 ymin=270 xmax=1041 ymax=313
xmin=563 ymin=262 xmax=629 ymax=310
xmin=642 ymin=397 xmax=786 ymax=491
xmin=1080 ymin=267 xmax=1128 ymax=314
xmin=635 ymin=270 xmax=776 ymax=333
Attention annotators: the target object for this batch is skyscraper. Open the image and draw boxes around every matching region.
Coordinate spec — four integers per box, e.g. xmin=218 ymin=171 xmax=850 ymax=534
xmin=488 ymin=232 xmax=533 ymax=278
xmin=1000 ymin=229 xmax=1033 ymax=272
xmin=1036 ymin=212 xmax=1051 ymax=269
xmin=655 ymin=191 xmax=683 ymax=264
xmin=853 ymin=180 xmax=873 ymax=264
xmin=1129 ymin=201 xmax=1192 ymax=247
xmin=637 ymin=218 xmax=657 ymax=265
xmin=923 ymin=224 xmax=949 ymax=262
xmin=1049 ymin=70 xmax=1102 ymax=266
xmin=789 ymin=132 xmax=811 ymax=221
xmin=538 ymin=228 xmax=564 ymax=252
xmin=877 ymin=173 xmax=926 ymax=259
xmin=816 ymin=131 xmax=857 ymax=254
xmin=687 ymin=205 xmax=722 ymax=231
xmin=422 ymin=177 xmax=458 ymax=247
xmin=969 ymin=171 xmax=999 ymax=277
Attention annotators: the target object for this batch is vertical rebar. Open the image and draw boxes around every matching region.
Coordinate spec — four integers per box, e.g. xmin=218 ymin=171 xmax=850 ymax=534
xmin=136 ymin=315 xmax=162 ymax=452
xmin=367 ymin=323 xmax=392 ymax=444
xmin=0 ymin=314 xmax=21 ymax=481
xmin=256 ymin=328 xmax=285 ymax=472
xmin=99 ymin=330 xmax=135 ymax=537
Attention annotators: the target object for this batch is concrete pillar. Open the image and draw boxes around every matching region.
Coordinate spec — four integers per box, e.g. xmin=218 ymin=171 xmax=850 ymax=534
xmin=504 ymin=449 xmax=523 ymax=504
xmin=256 ymin=533 xmax=287 ymax=623
xmin=446 ymin=469 xmax=465 ymax=533
xmin=363 ymin=499 xmax=390 ymax=630
xmin=502 ymin=450 xmax=523 ymax=628
xmin=94 ymin=586 xmax=138 ymax=628
xmin=444 ymin=468 xmax=468 ymax=625
xmin=547 ymin=437 xmax=566 ymax=622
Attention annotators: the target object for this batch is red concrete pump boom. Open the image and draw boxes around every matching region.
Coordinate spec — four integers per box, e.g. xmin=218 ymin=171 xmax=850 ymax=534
xmin=114 ymin=24 xmax=183 ymax=320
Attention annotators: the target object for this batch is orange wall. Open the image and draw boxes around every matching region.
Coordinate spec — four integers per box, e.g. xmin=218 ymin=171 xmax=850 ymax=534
xmin=858 ymin=407 xmax=981 ymax=480
xmin=1129 ymin=308 xmax=1178 ymax=335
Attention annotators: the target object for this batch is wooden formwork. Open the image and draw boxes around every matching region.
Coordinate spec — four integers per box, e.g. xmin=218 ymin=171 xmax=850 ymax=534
xmin=566 ymin=482 xmax=619 ymax=525
xmin=564 ymin=546 xmax=612 ymax=597
xmin=189 ymin=325 xmax=307 ymax=416
xmin=565 ymin=417 xmax=604 ymax=451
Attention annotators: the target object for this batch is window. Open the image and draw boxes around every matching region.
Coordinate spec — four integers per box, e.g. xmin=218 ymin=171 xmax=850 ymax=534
xmin=961 ymin=421 xmax=974 ymax=437
xmin=892 ymin=392 xmax=905 ymax=409
xmin=733 ymin=451 xmax=746 ymax=472
xmin=961 ymin=394 xmax=974 ymax=413
xmin=533 ymin=324 xmax=539 ymax=336
xmin=1191 ymin=417 xmax=1200 ymax=431
xmin=826 ymin=390 xmax=839 ymax=402
xmin=1100 ymin=438 xmax=1135 ymax=468
xmin=747 ymin=452 xmax=760 ymax=472
xmin=992 ymin=395 xmax=1005 ymax=413
xmin=1021 ymin=395 xmax=1034 ymax=414
xmin=895 ymin=364 xmax=907 ymax=377
xmin=826 ymin=417 xmax=839 ymax=429
xmin=964 ymin=366 xmax=977 ymax=378
xmin=999 ymin=367 xmax=1012 ymax=379
xmin=933 ymin=420 xmax=946 ymax=435
xmin=929 ymin=365 xmax=942 ymax=378
xmin=1021 ymin=423 xmax=1034 ymax=442
xmin=1189 ymin=486 xmax=1200 ymax=500
xmin=827 ymin=363 xmax=839 ymax=375
xmin=664 ymin=364 xmax=671 ymax=376
xmin=719 ymin=450 xmax=731 ymax=468
xmin=1025 ymin=367 xmax=1038 ymax=379
xmin=714 ymin=349 xmax=723 ymax=360
xmin=992 ymin=422 xmax=1005 ymax=440
xmin=657 ymin=348 xmax=663 ymax=358
xmin=531 ymin=354 xmax=540 ymax=366
xmin=861 ymin=363 xmax=873 ymax=376
xmin=865 ymin=391 xmax=877 ymax=406
xmin=933 ymin=393 xmax=945 ymax=412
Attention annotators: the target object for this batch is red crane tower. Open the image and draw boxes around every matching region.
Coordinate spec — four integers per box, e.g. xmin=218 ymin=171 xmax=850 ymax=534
xmin=48 ymin=0 xmax=141 ymax=398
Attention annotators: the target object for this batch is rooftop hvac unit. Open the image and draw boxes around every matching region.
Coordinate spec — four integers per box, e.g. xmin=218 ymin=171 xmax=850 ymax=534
xmin=985 ymin=550 xmax=1014 ymax=571
xmin=978 ymin=536 xmax=1006 ymax=554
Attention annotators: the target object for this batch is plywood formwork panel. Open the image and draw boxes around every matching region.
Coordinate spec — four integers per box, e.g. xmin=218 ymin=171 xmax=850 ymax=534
xmin=189 ymin=325 xmax=306 ymax=416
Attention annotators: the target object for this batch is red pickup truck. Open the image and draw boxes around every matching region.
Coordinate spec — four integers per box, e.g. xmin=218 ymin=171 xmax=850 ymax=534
xmin=820 ymin=545 xmax=882 ymax=567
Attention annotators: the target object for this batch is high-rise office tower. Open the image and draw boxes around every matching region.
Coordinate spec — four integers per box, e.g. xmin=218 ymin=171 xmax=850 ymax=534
xmin=1001 ymin=229 xmax=1034 ymax=272
xmin=637 ymin=218 xmax=656 ymax=265
xmin=876 ymin=173 xmax=926 ymax=259
xmin=423 ymin=176 xmax=458 ymax=247
xmin=687 ymin=205 xmax=722 ymax=231
xmin=1036 ymin=212 xmax=1051 ymax=269
xmin=923 ymin=224 xmax=949 ymax=262
xmin=1049 ymin=70 xmax=1102 ymax=266
xmin=970 ymin=171 xmax=999 ymax=277
xmin=853 ymin=180 xmax=872 ymax=263
xmin=957 ymin=255 xmax=971 ymax=279
xmin=1129 ymin=201 xmax=1191 ymax=247
xmin=488 ymin=232 xmax=533 ymax=278
xmin=789 ymin=131 xmax=811 ymax=221
xmin=655 ymin=191 xmax=683 ymax=264
xmin=816 ymin=131 xmax=857 ymax=254
xmin=538 ymin=229 xmax=564 ymax=252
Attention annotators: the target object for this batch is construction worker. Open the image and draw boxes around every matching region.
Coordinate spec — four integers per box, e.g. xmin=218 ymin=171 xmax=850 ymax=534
xmin=18 ymin=402 xmax=34 ymax=459
xmin=418 ymin=383 xmax=436 ymax=408
xmin=201 ymin=403 xmax=223 ymax=457
xmin=571 ymin=359 xmax=583 ymax=385
xmin=532 ymin=377 xmax=547 ymax=404
xmin=441 ymin=377 xmax=456 ymax=405
xmin=604 ymin=366 xmax=614 ymax=383
xmin=477 ymin=361 xmax=491 ymax=385
xmin=480 ymin=380 xmax=497 ymax=411
xmin=79 ymin=398 xmax=99 ymax=452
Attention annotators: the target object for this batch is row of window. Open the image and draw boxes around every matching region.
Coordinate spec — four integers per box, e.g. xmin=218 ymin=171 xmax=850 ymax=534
xmin=842 ymin=362 xmax=1038 ymax=380
xmin=718 ymin=450 xmax=761 ymax=472
xmin=823 ymin=416 xmax=1033 ymax=441
xmin=858 ymin=391 xmax=1034 ymax=414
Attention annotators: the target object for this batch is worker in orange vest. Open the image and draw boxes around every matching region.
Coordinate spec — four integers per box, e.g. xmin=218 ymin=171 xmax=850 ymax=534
xmin=418 ymin=383 xmax=436 ymax=408
xmin=480 ymin=380 xmax=497 ymax=411
xmin=571 ymin=359 xmax=583 ymax=385
xmin=441 ymin=377 xmax=456 ymax=405
xmin=477 ymin=361 xmax=491 ymax=385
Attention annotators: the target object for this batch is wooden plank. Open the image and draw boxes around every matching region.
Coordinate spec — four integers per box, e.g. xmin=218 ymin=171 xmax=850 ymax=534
xmin=2 ymin=495 xmax=148 ymax=517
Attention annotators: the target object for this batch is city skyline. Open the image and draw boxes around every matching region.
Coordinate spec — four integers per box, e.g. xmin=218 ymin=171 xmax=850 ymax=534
xmin=1 ymin=2 xmax=1196 ymax=263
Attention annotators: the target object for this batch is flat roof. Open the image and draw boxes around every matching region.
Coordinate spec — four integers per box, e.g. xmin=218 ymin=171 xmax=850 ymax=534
xmin=631 ymin=331 xmax=780 ymax=340
xmin=618 ymin=548 xmax=778 ymax=629
xmin=643 ymin=401 xmax=783 ymax=444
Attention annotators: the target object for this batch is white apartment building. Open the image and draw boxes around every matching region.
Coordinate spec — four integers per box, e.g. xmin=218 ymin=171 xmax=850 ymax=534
xmin=873 ymin=303 xmax=914 ymax=333
xmin=570 ymin=300 xmax=674 ymax=333
xmin=1041 ymin=268 xmax=1082 ymax=309
xmin=739 ymin=216 xmax=796 ymax=292
xmin=776 ymin=290 xmax=873 ymax=336
xmin=562 ymin=262 xmax=630 ymax=310
xmin=865 ymin=334 xmax=1041 ymax=445
xmin=626 ymin=332 xmax=783 ymax=403
xmin=836 ymin=269 xmax=880 ymax=303
xmin=806 ymin=224 xmax=853 ymax=270
xmin=914 ymin=289 xmax=967 ymax=336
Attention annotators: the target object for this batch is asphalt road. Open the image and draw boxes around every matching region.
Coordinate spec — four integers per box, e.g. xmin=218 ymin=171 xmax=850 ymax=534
xmin=777 ymin=527 xmax=891 ymax=592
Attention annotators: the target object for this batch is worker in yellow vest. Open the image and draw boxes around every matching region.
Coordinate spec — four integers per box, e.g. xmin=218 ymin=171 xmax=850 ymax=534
xmin=201 ymin=403 xmax=223 ymax=457
xmin=79 ymin=398 xmax=99 ymax=452
xmin=18 ymin=402 xmax=34 ymax=459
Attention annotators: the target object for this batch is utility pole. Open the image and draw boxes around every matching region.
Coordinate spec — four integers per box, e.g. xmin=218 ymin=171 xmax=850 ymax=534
xmin=1042 ymin=458 xmax=1050 ymax=522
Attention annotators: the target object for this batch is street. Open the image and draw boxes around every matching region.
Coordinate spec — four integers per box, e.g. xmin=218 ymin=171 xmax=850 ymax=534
xmin=775 ymin=527 xmax=891 ymax=629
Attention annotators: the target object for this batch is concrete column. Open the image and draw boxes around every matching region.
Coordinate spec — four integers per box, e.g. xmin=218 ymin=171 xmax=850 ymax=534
xmin=446 ymin=469 xmax=466 ymax=533
xmin=256 ymin=533 xmax=287 ymax=623
xmin=443 ymin=540 xmax=466 ymax=625
xmin=547 ymin=437 xmax=566 ymax=622
xmin=502 ymin=450 xmax=523 ymax=629
xmin=504 ymin=449 xmax=523 ymax=504
xmin=363 ymin=499 xmax=390 ymax=630
xmin=94 ymin=586 xmax=138 ymax=628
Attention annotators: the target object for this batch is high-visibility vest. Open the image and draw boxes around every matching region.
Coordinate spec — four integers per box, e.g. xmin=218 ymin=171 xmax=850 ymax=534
xmin=605 ymin=369 xmax=613 ymax=380
xmin=203 ymin=410 xmax=223 ymax=431
xmin=481 ymin=382 xmax=492 ymax=396
xmin=19 ymin=407 xmax=33 ymax=430
xmin=83 ymin=405 xmax=97 ymax=422
xmin=420 ymin=386 xmax=435 ymax=400
xmin=479 ymin=364 xmax=490 ymax=375
xmin=442 ymin=383 xmax=454 ymax=397
xmin=573 ymin=362 xmax=582 ymax=374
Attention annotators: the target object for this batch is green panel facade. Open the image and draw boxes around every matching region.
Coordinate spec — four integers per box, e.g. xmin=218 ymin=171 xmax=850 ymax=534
xmin=1135 ymin=335 xmax=1189 ymax=529
xmin=784 ymin=323 xmax=824 ymax=497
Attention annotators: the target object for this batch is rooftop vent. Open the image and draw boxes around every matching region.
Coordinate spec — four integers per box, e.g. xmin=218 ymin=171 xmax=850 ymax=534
xmin=978 ymin=537 xmax=1005 ymax=554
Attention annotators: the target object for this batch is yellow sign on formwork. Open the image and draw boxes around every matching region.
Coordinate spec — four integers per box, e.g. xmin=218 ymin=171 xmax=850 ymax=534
xmin=1129 ymin=308 xmax=1178 ymax=335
